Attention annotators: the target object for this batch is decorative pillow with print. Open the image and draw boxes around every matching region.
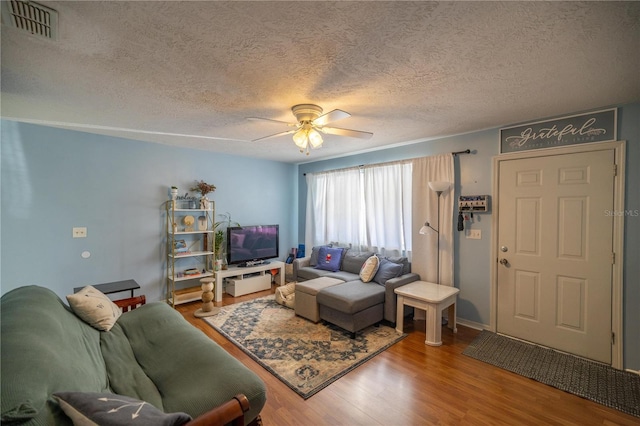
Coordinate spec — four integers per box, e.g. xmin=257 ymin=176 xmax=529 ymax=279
xmin=54 ymin=392 xmax=191 ymax=426
xmin=66 ymin=285 xmax=122 ymax=332
xmin=314 ymin=246 xmax=344 ymax=272
xmin=359 ymin=255 xmax=380 ymax=282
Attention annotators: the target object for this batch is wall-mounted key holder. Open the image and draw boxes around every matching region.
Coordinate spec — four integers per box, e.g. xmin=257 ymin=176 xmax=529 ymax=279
xmin=458 ymin=195 xmax=490 ymax=213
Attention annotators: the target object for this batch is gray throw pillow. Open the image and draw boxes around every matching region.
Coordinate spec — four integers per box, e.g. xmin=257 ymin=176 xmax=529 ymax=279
xmin=342 ymin=251 xmax=374 ymax=274
xmin=385 ymin=256 xmax=411 ymax=275
xmin=373 ymin=258 xmax=404 ymax=285
xmin=309 ymin=244 xmax=331 ymax=266
xmin=54 ymin=392 xmax=192 ymax=426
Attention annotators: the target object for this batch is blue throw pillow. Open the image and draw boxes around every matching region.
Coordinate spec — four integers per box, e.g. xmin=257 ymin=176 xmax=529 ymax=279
xmin=309 ymin=244 xmax=331 ymax=266
xmin=373 ymin=258 xmax=403 ymax=285
xmin=315 ymin=246 xmax=344 ymax=272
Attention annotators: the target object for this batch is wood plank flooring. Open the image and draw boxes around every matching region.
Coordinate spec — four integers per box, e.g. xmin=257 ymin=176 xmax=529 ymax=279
xmin=176 ymin=285 xmax=637 ymax=425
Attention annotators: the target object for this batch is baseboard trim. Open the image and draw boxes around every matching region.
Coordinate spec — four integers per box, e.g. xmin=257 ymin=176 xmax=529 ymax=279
xmin=456 ymin=318 xmax=487 ymax=331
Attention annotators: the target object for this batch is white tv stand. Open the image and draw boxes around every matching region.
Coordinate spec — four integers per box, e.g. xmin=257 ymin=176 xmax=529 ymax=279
xmin=214 ymin=260 xmax=285 ymax=301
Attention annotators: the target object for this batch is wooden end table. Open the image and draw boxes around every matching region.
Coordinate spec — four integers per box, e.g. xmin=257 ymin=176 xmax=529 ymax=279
xmin=394 ymin=280 xmax=460 ymax=346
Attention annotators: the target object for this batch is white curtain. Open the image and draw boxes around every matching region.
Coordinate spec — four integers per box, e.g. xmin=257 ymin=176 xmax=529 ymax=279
xmin=362 ymin=162 xmax=413 ymax=259
xmin=305 ymin=161 xmax=413 ymax=260
xmin=305 ymin=167 xmax=365 ymax=247
xmin=411 ymin=154 xmax=455 ymax=286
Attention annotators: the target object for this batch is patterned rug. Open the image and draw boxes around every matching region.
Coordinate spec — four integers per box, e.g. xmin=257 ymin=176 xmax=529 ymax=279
xmin=463 ymin=330 xmax=640 ymax=417
xmin=203 ymin=295 xmax=406 ymax=399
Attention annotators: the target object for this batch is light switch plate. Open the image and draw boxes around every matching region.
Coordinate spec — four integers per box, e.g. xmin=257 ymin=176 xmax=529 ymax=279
xmin=467 ymin=229 xmax=481 ymax=240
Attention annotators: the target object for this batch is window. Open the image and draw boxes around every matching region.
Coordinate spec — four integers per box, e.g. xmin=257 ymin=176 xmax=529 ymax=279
xmin=305 ymin=161 xmax=413 ymax=259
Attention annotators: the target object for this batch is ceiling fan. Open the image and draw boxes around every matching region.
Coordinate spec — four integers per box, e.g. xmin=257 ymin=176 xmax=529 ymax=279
xmin=248 ymin=104 xmax=373 ymax=155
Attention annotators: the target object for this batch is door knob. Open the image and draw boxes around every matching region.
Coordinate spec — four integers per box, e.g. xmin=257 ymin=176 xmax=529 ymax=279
xmin=499 ymin=258 xmax=509 ymax=266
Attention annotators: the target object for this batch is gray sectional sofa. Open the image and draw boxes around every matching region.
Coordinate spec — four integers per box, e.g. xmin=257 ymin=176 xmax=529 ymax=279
xmin=292 ymin=245 xmax=420 ymax=329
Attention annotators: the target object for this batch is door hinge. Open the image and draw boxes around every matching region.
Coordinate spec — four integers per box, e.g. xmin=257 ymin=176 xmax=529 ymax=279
xmin=613 ymin=164 xmax=618 ymax=176
xmin=612 ymin=252 xmax=615 ymax=264
xmin=612 ymin=332 xmax=615 ymax=345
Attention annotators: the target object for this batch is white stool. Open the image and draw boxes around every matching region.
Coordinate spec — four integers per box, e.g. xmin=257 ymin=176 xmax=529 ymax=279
xmin=394 ymin=281 xmax=459 ymax=346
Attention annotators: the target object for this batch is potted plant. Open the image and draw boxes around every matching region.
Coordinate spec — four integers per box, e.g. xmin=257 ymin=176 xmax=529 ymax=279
xmin=214 ymin=212 xmax=240 ymax=270
xmin=190 ymin=180 xmax=216 ymax=209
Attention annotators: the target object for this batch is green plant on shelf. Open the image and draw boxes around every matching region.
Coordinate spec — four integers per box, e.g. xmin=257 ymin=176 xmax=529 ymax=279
xmin=214 ymin=212 xmax=240 ymax=256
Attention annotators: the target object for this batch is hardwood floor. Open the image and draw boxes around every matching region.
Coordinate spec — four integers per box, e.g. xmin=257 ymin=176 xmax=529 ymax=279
xmin=176 ymin=285 xmax=637 ymax=425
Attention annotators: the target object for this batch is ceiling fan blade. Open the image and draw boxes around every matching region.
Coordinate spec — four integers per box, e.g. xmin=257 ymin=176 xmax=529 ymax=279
xmin=313 ymin=109 xmax=351 ymax=127
xmin=319 ymin=126 xmax=373 ymax=140
xmin=252 ymin=129 xmax=296 ymax=142
xmin=247 ymin=117 xmax=297 ymax=127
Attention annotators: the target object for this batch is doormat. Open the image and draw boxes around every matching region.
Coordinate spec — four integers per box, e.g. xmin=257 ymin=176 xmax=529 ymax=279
xmin=203 ymin=295 xmax=406 ymax=399
xmin=463 ymin=330 xmax=640 ymax=417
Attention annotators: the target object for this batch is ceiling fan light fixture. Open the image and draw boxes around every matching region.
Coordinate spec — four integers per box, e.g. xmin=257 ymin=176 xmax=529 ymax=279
xmin=292 ymin=128 xmax=308 ymax=148
xmin=308 ymin=128 xmax=323 ymax=148
xmin=250 ymin=104 xmax=371 ymax=155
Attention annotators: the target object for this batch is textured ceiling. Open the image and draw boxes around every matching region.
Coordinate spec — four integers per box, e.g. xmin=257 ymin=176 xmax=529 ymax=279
xmin=2 ymin=1 xmax=639 ymax=163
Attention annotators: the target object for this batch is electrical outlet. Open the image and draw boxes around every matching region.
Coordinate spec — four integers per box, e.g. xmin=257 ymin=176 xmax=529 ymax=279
xmin=467 ymin=229 xmax=481 ymax=240
xmin=73 ymin=227 xmax=87 ymax=238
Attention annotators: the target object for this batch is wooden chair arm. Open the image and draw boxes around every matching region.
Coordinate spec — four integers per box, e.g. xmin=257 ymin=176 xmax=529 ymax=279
xmin=114 ymin=295 xmax=146 ymax=312
xmin=183 ymin=394 xmax=250 ymax=426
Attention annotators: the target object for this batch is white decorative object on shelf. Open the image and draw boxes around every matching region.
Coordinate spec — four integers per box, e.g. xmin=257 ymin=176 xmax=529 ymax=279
xmin=197 ymin=216 xmax=206 ymax=231
xmin=190 ymin=180 xmax=216 ymax=211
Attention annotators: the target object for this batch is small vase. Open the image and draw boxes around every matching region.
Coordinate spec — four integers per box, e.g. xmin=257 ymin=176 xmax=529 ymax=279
xmin=200 ymin=197 xmax=208 ymax=210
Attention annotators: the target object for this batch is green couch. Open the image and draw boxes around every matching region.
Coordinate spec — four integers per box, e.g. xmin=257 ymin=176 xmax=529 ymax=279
xmin=1 ymin=286 xmax=266 ymax=425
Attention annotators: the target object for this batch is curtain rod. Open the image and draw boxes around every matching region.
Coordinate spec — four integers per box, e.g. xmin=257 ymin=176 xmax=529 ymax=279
xmin=302 ymin=150 xmax=471 ymax=175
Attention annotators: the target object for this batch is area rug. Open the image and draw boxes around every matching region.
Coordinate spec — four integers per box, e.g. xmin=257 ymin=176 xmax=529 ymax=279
xmin=463 ymin=330 xmax=640 ymax=417
xmin=203 ymin=295 xmax=406 ymax=399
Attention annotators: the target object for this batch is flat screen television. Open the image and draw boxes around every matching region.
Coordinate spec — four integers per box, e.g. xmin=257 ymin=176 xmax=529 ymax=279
xmin=226 ymin=224 xmax=279 ymax=266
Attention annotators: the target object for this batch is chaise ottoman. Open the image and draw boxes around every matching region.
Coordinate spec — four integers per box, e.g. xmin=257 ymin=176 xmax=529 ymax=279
xmin=295 ymin=277 xmax=344 ymax=322
xmin=316 ymin=281 xmax=385 ymax=338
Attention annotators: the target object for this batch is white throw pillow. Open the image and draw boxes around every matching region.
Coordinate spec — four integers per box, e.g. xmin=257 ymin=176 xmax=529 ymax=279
xmin=67 ymin=285 xmax=122 ymax=331
xmin=360 ymin=255 xmax=380 ymax=283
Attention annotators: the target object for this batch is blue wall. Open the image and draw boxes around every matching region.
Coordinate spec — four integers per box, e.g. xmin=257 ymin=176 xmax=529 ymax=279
xmin=298 ymin=102 xmax=640 ymax=370
xmin=1 ymin=102 xmax=638 ymax=370
xmin=1 ymin=121 xmax=297 ymax=303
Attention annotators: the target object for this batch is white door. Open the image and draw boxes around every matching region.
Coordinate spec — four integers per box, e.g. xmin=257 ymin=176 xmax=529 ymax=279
xmin=497 ymin=149 xmax=615 ymax=364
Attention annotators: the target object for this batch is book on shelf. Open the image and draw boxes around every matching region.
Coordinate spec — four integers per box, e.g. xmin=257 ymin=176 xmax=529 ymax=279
xmin=173 ymin=239 xmax=188 ymax=253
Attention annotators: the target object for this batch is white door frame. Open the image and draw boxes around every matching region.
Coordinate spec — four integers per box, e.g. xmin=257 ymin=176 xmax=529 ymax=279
xmin=490 ymin=141 xmax=626 ymax=369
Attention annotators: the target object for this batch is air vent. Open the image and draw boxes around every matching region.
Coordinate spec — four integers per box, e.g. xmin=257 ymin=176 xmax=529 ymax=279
xmin=1 ymin=0 xmax=58 ymax=40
